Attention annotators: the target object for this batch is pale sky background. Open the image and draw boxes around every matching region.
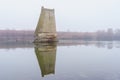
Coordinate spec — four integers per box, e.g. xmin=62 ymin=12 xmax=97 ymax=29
xmin=0 ymin=0 xmax=120 ymax=31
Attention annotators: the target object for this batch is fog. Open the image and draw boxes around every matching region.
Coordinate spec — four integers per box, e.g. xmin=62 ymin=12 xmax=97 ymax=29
xmin=0 ymin=0 xmax=120 ymax=31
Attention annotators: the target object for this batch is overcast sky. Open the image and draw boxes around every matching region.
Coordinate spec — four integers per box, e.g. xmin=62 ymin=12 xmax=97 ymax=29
xmin=0 ymin=0 xmax=120 ymax=31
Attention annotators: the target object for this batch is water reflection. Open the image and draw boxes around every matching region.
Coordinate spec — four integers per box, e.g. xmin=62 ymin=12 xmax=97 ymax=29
xmin=34 ymin=43 xmax=57 ymax=77
xmin=60 ymin=41 xmax=117 ymax=49
xmin=0 ymin=41 xmax=120 ymax=49
xmin=0 ymin=41 xmax=120 ymax=80
xmin=107 ymin=42 xmax=113 ymax=49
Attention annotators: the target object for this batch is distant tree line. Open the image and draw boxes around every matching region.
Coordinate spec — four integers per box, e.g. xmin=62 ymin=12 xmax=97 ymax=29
xmin=0 ymin=30 xmax=34 ymax=43
xmin=0 ymin=28 xmax=120 ymax=43
xmin=58 ymin=28 xmax=120 ymax=41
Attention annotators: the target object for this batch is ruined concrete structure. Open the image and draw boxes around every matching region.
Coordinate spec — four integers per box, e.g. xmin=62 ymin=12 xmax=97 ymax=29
xmin=34 ymin=7 xmax=57 ymax=42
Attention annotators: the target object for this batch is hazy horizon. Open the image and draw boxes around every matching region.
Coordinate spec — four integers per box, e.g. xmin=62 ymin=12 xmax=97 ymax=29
xmin=0 ymin=0 xmax=120 ymax=32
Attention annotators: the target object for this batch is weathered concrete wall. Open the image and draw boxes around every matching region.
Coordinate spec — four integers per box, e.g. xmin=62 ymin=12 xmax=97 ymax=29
xmin=34 ymin=7 xmax=57 ymax=42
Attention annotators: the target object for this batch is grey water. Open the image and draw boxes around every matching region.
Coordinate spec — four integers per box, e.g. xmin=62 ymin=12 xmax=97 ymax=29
xmin=0 ymin=41 xmax=120 ymax=80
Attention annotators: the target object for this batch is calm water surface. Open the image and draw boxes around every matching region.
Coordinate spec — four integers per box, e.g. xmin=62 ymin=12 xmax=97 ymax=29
xmin=0 ymin=41 xmax=120 ymax=80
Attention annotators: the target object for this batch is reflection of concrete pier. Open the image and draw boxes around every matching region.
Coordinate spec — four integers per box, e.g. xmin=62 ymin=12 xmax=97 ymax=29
xmin=34 ymin=43 xmax=57 ymax=77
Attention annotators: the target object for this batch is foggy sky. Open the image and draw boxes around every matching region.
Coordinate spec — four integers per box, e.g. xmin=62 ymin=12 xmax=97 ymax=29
xmin=0 ymin=0 xmax=120 ymax=31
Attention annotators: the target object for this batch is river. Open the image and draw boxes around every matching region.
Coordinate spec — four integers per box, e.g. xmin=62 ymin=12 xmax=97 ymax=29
xmin=0 ymin=41 xmax=120 ymax=80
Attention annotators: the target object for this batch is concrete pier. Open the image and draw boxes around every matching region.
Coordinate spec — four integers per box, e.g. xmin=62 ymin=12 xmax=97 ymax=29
xmin=34 ymin=7 xmax=57 ymax=42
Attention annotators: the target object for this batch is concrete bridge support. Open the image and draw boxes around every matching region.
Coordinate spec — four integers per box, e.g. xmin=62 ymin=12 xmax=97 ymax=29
xmin=34 ymin=7 xmax=57 ymax=42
